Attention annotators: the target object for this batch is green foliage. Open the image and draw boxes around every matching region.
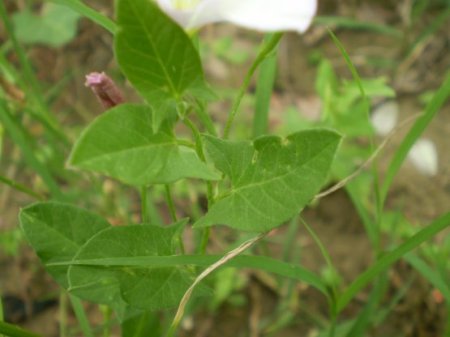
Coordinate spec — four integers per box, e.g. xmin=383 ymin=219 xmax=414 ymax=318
xmin=315 ymin=58 xmax=395 ymax=136
xmin=0 ymin=228 xmax=22 ymax=256
xmin=19 ymin=202 xmax=111 ymax=287
xmin=196 ymin=130 xmax=341 ymax=231
xmin=115 ymin=0 xmax=206 ymax=129
xmin=3 ymin=0 xmax=449 ymax=335
xmin=210 ymin=37 xmax=250 ymax=64
xmin=121 ymin=311 xmax=162 ymax=337
xmin=67 ymin=220 xmax=204 ymax=312
xmin=19 ymin=202 xmax=204 ymax=313
xmin=69 ymin=104 xmax=220 ymax=186
xmin=50 ymin=0 xmax=117 ymax=34
xmin=12 ymin=3 xmax=80 ymax=47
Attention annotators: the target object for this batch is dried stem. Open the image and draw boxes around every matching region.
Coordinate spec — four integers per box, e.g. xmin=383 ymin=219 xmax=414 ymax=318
xmin=166 ymin=232 xmax=267 ymax=336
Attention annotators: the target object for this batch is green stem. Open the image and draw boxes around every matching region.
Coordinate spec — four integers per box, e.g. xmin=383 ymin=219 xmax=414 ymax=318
xmin=163 ymin=187 xmax=183 ymax=256
xmin=140 ymin=186 xmax=150 ymax=223
xmin=164 ymin=184 xmax=177 ymax=222
xmin=301 ymin=218 xmax=339 ymax=309
xmin=0 ymin=321 xmax=42 ymax=337
xmin=327 ymin=314 xmax=337 ymax=337
xmin=0 ymin=295 xmax=4 ymax=337
xmin=183 ymin=117 xmax=215 ymax=253
xmin=253 ymin=34 xmax=279 ymax=138
xmin=223 ymin=33 xmax=283 ymax=139
xmin=0 ymin=174 xmax=44 ymax=200
xmin=183 ymin=117 xmax=214 ymax=207
xmin=69 ymin=295 xmax=94 ymax=337
xmin=194 ymin=99 xmax=217 ymax=136
xmin=198 ymin=227 xmax=210 ymax=255
xmin=100 ymin=305 xmax=112 ymax=337
xmin=59 ymin=292 xmax=68 ymax=337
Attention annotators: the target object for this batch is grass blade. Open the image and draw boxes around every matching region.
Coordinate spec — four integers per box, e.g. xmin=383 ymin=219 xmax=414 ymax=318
xmin=0 ymin=321 xmax=42 ymax=337
xmin=49 ymin=0 xmax=117 ymax=34
xmin=0 ymin=99 xmax=62 ymax=199
xmin=404 ymin=253 xmax=450 ymax=302
xmin=337 ymin=211 xmax=450 ymax=312
xmin=0 ymin=174 xmax=44 ymax=200
xmin=345 ymin=272 xmax=388 ymax=337
xmin=315 ymin=16 xmax=402 ymax=38
xmin=0 ymin=1 xmax=58 ymax=130
xmin=380 ymin=71 xmax=450 ymax=203
xmin=48 ymin=254 xmax=328 ymax=295
xmin=327 ymin=29 xmax=368 ymax=107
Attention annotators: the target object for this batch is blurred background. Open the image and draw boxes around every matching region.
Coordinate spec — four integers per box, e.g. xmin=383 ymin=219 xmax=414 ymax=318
xmin=0 ymin=0 xmax=449 ymax=336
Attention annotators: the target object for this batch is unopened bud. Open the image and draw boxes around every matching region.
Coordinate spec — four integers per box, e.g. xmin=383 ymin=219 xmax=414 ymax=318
xmin=85 ymin=72 xmax=125 ymax=109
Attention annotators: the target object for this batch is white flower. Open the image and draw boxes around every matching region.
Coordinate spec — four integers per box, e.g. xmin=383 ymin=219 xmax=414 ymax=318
xmin=371 ymin=100 xmax=399 ymax=136
xmin=157 ymin=0 xmax=317 ymax=33
xmin=407 ymin=138 xmax=438 ymax=177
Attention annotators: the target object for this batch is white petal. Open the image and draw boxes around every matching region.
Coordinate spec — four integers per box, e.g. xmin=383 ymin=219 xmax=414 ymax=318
xmin=158 ymin=0 xmax=317 ymax=33
xmin=407 ymin=138 xmax=438 ymax=176
xmin=371 ymin=100 xmax=398 ymax=136
xmin=157 ymin=0 xmax=197 ymax=27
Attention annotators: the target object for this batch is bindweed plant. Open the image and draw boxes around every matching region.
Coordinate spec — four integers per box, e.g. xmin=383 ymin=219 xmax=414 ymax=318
xmin=1 ymin=0 xmax=450 ymax=336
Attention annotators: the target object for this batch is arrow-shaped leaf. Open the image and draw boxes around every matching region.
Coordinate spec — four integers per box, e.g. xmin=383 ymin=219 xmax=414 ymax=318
xmin=195 ymin=130 xmax=341 ymax=232
xmin=68 ymin=104 xmax=220 ymax=186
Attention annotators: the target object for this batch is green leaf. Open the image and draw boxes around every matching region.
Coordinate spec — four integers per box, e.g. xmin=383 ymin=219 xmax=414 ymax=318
xmin=68 ymin=104 xmax=220 ymax=186
xmin=195 ymin=130 xmax=341 ymax=232
xmin=121 ymin=311 xmax=162 ymax=337
xmin=203 ymin=136 xmax=254 ymax=183
xmin=19 ymin=202 xmax=110 ymax=288
xmin=115 ymin=0 xmax=204 ymax=101
xmin=13 ymin=3 xmax=80 ymax=47
xmin=49 ymin=0 xmax=117 ymax=34
xmin=67 ymin=221 xmax=203 ymax=311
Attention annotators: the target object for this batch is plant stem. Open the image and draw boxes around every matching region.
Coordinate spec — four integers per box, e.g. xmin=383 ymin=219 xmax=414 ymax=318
xmin=223 ymin=33 xmax=283 ymax=139
xmin=183 ymin=117 xmax=215 ymax=253
xmin=253 ymin=33 xmax=279 ymax=138
xmin=301 ymin=218 xmax=339 ymax=307
xmin=198 ymin=227 xmax=210 ymax=255
xmin=0 ymin=174 xmax=45 ymax=200
xmin=194 ymin=98 xmax=217 ymax=136
xmin=0 ymin=295 xmax=4 ymax=337
xmin=165 ymin=184 xmax=177 ymax=222
xmin=101 ymin=305 xmax=112 ymax=337
xmin=183 ymin=118 xmax=214 ymax=207
xmin=69 ymin=295 xmax=94 ymax=337
xmin=327 ymin=314 xmax=337 ymax=337
xmin=166 ymin=233 xmax=267 ymax=337
xmin=59 ymin=292 xmax=68 ymax=337
xmin=140 ymin=186 xmax=150 ymax=223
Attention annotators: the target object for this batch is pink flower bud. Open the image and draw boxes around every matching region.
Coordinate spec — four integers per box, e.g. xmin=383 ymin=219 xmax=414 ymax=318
xmin=85 ymin=72 xmax=125 ymax=109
